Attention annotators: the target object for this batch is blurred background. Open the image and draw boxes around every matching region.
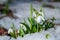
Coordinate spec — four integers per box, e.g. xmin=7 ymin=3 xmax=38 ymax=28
xmin=0 ymin=0 xmax=60 ymax=29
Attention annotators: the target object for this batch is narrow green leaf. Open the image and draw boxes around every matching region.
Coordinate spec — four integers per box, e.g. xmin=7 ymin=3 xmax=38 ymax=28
xmin=30 ymin=3 xmax=33 ymax=17
xmin=19 ymin=28 xmax=25 ymax=37
xmin=21 ymin=23 xmax=30 ymax=30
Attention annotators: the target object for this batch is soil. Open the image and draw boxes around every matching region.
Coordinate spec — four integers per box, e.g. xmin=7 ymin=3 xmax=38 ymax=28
xmin=42 ymin=4 xmax=55 ymax=8
xmin=0 ymin=27 xmax=8 ymax=36
xmin=0 ymin=4 xmax=19 ymax=19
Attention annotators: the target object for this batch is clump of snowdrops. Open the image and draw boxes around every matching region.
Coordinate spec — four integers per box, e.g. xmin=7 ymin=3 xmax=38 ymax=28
xmin=8 ymin=4 xmax=55 ymax=38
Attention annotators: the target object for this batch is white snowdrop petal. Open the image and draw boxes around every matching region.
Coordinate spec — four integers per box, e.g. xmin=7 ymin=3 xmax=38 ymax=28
xmin=8 ymin=28 xmax=13 ymax=34
xmin=36 ymin=16 xmax=44 ymax=23
xmin=22 ymin=26 xmax=27 ymax=31
xmin=17 ymin=30 xmax=19 ymax=33
xmin=20 ymin=24 xmax=27 ymax=31
xmin=33 ymin=12 xmax=36 ymax=17
xmin=20 ymin=24 xmax=23 ymax=27
xmin=36 ymin=16 xmax=41 ymax=23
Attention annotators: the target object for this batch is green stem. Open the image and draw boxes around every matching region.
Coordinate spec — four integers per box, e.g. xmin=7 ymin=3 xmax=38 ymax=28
xmin=30 ymin=4 xmax=33 ymax=33
xmin=30 ymin=3 xmax=33 ymax=18
xmin=36 ymin=17 xmax=38 ymax=32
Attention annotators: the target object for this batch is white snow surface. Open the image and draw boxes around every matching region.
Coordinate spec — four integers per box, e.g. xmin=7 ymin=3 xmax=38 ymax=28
xmin=0 ymin=36 xmax=10 ymax=40
xmin=10 ymin=28 xmax=56 ymax=40
xmin=0 ymin=27 xmax=60 ymax=40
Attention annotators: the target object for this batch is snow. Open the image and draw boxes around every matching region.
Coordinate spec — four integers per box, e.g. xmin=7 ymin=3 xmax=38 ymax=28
xmin=17 ymin=36 xmax=22 ymax=40
xmin=22 ymin=29 xmax=55 ymax=40
xmin=0 ymin=36 xmax=10 ymax=40
xmin=10 ymin=37 xmax=16 ymax=40
xmin=16 ymin=28 xmax=56 ymax=40
xmin=55 ymin=25 xmax=60 ymax=40
xmin=55 ymin=26 xmax=60 ymax=34
xmin=0 ymin=28 xmax=59 ymax=40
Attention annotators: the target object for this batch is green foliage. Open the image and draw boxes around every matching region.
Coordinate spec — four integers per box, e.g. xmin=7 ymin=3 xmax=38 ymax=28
xmin=21 ymin=17 xmax=42 ymax=34
xmin=11 ymin=23 xmax=15 ymax=32
xmin=33 ymin=8 xmax=42 ymax=17
xmin=0 ymin=0 xmax=9 ymax=15
xmin=9 ymin=23 xmax=16 ymax=38
xmin=19 ymin=4 xmax=55 ymax=37
xmin=20 ymin=4 xmax=43 ymax=35
xmin=30 ymin=3 xmax=33 ymax=18
xmin=21 ymin=22 xmax=30 ymax=34
xmin=19 ymin=27 xmax=25 ymax=37
xmin=9 ymin=4 xmax=55 ymax=38
xmin=4 ymin=4 xmax=9 ymax=15
xmin=10 ymin=32 xmax=16 ymax=38
xmin=42 ymin=17 xmax=55 ymax=30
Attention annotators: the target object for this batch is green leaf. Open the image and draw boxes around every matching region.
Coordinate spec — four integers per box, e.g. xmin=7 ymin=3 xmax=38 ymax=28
xmin=32 ymin=26 xmax=37 ymax=33
xmin=42 ymin=19 xmax=55 ymax=30
xmin=40 ymin=7 xmax=43 ymax=12
xmin=51 ymin=17 xmax=56 ymax=21
xmin=21 ymin=23 xmax=30 ymax=34
xmin=19 ymin=28 xmax=25 ymax=37
xmin=28 ymin=17 xmax=37 ymax=29
xmin=30 ymin=3 xmax=33 ymax=17
xmin=38 ymin=24 xmax=43 ymax=32
xmin=28 ymin=17 xmax=33 ymax=25
xmin=33 ymin=8 xmax=42 ymax=16
xmin=11 ymin=23 xmax=15 ymax=32
xmin=3 ymin=0 xmax=9 ymax=14
xmin=21 ymin=23 xmax=30 ymax=30
xmin=10 ymin=32 xmax=16 ymax=38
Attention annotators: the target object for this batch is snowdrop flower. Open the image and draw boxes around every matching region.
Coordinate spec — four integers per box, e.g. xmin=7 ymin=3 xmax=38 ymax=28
xmin=39 ymin=12 xmax=44 ymax=17
xmin=33 ymin=11 xmax=45 ymax=23
xmin=17 ymin=30 xmax=19 ymax=33
xmin=35 ymin=16 xmax=44 ymax=23
xmin=8 ymin=28 xmax=13 ymax=34
xmin=20 ymin=24 xmax=26 ymax=31
xmin=33 ymin=12 xmax=36 ymax=17
xmin=41 ymin=16 xmax=45 ymax=21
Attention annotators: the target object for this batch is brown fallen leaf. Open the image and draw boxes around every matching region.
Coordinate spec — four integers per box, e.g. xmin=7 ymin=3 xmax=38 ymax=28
xmin=0 ymin=27 xmax=8 ymax=36
xmin=42 ymin=4 xmax=55 ymax=8
xmin=0 ymin=8 xmax=20 ymax=19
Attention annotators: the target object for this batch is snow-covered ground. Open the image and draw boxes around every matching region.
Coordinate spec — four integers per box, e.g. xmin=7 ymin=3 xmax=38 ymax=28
xmin=0 ymin=36 xmax=10 ymax=40
xmin=0 ymin=2 xmax=60 ymax=40
xmin=2 ymin=27 xmax=59 ymax=40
